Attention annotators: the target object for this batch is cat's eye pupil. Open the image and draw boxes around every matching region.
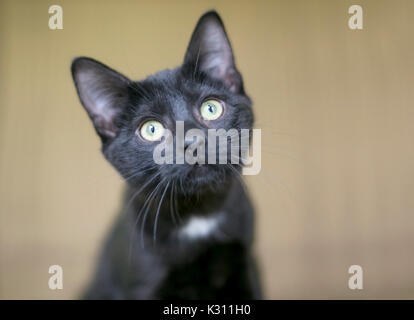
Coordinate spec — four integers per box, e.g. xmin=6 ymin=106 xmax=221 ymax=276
xmin=200 ymin=99 xmax=223 ymax=121
xmin=139 ymin=120 xmax=164 ymax=141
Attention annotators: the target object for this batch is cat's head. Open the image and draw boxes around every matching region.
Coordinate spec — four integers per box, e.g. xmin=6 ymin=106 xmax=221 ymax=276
xmin=71 ymin=11 xmax=253 ymax=195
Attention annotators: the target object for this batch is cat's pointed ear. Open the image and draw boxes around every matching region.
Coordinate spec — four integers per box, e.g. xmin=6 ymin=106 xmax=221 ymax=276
xmin=184 ymin=11 xmax=243 ymax=93
xmin=71 ymin=57 xmax=131 ymax=142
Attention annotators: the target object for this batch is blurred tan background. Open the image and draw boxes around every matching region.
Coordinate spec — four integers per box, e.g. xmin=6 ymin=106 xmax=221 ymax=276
xmin=1 ymin=0 xmax=414 ymax=299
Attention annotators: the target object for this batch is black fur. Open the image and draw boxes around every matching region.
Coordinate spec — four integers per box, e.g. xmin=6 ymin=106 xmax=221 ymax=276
xmin=71 ymin=10 xmax=262 ymax=299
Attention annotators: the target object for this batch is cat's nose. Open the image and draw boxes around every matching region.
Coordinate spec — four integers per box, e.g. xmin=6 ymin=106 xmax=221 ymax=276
xmin=183 ymin=135 xmax=206 ymax=165
xmin=184 ymin=140 xmax=192 ymax=151
xmin=183 ymin=122 xmax=206 ymax=151
xmin=184 ymin=137 xmax=204 ymax=151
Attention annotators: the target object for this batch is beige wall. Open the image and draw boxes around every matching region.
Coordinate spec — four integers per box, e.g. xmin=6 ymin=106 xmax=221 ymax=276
xmin=1 ymin=0 xmax=414 ymax=299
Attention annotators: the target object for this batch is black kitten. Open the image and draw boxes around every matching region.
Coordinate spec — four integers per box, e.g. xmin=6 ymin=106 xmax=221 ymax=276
xmin=71 ymin=10 xmax=262 ymax=299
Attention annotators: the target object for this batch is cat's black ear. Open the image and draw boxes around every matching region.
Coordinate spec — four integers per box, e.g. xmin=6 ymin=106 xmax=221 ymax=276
xmin=184 ymin=11 xmax=243 ymax=93
xmin=71 ymin=57 xmax=131 ymax=142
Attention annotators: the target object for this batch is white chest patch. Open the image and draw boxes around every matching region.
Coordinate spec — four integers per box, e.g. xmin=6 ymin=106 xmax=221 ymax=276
xmin=179 ymin=215 xmax=221 ymax=240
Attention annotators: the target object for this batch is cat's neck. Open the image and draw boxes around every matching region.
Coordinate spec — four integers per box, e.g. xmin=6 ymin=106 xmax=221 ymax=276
xmin=124 ymin=176 xmax=238 ymax=246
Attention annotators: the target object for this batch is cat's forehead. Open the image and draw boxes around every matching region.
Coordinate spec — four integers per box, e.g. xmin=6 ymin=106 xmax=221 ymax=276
xmin=132 ymin=68 xmax=197 ymax=119
xmin=135 ymin=69 xmax=179 ymax=100
xmin=141 ymin=68 xmax=181 ymax=90
xmin=140 ymin=69 xmax=224 ymax=103
xmin=135 ymin=68 xmax=201 ymax=101
xmin=146 ymin=68 xmax=177 ymax=80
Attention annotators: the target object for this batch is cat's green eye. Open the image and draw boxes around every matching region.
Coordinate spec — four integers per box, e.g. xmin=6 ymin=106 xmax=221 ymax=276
xmin=139 ymin=120 xmax=164 ymax=141
xmin=200 ymin=99 xmax=223 ymax=121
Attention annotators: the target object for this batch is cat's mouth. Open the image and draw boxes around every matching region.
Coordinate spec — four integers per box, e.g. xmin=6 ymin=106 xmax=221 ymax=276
xmin=178 ymin=163 xmax=232 ymax=191
xmin=187 ymin=163 xmax=209 ymax=174
xmin=182 ymin=164 xmax=210 ymax=183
